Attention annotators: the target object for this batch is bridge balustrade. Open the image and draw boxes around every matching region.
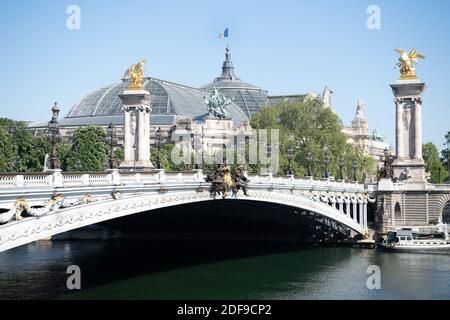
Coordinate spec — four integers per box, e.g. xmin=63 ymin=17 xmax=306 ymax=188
xmin=0 ymin=170 xmax=366 ymax=191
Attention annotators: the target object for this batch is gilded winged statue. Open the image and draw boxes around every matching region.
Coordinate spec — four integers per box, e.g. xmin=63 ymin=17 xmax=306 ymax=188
xmin=124 ymin=59 xmax=147 ymax=89
xmin=394 ymin=48 xmax=425 ymax=80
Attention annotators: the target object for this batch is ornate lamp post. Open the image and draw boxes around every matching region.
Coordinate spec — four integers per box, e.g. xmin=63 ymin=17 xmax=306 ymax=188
xmin=8 ymin=125 xmax=15 ymax=138
xmin=155 ymin=127 xmax=163 ymax=170
xmin=338 ymin=156 xmax=345 ymax=180
xmin=46 ymin=102 xmax=61 ymax=170
xmin=9 ymin=154 xmax=20 ymax=172
xmin=306 ymin=150 xmax=313 ymax=177
xmin=352 ymin=160 xmax=357 ymax=182
xmin=75 ymin=159 xmax=81 ymax=172
xmin=323 ymin=148 xmax=330 ymax=179
xmin=222 ymin=143 xmax=228 ymax=166
xmin=106 ymin=123 xmax=117 ymax=169
xmin=197 ymin=130 xmax=204 ymax=170
xmin=383 ymin=147 xmax=390 ymax=179
xmin=363 ymin=158 xmax=368 ymax=183
xmin=286 ymin=147 xmax=294 ymax=176
xmin=446 ymin=141 xmax=450 ymax=183
xmin=266 ymin=143 xmax=272 ymax=174
xmin=133 ymin=144 xmax=137 ymax=172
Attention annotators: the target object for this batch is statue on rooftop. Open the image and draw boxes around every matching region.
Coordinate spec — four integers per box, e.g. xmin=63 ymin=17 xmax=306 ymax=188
xmin=372 ymin=128 xmax=386 ymax=142
xmin=204 ymin=88 xmax=233 ymax=119
xmin=355 ymin=99 xmax=365 ymax=119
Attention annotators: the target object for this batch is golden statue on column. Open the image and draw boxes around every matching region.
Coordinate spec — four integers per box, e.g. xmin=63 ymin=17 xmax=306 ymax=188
xmin=124 ymin=59 xmax=147 ymax=90
xmin=394 ymin=49 xmax=425 ymax=80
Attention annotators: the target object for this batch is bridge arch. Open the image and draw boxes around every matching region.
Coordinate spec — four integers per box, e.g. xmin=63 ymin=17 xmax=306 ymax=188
xmin=435 ymin=193 xmax=450 ymax=223
xmin=442 ymin=201 xmax=450 ymax=224
xmin=394 ymin=202 xmax=402 ymax=224
xmin=0 ymin=190 xmax=365 ymax=253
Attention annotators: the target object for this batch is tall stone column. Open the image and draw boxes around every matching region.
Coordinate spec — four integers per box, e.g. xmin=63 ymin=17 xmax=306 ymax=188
xmin=390 ymin=79 xmax=426 ymax=182
xmin=395 ymin=98 xmax=405 ymax=159
xmin=413 ymin=97 xmax=423 ymax=160
xmin=119 ymin=89 xmax=154 ymax=171
xmin=363 ymin=202 xmax=368 ymax=228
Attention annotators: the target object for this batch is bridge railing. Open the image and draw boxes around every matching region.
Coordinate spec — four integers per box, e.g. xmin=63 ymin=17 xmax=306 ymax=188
xmin=0 ymin=170 xmax=365 ymax=191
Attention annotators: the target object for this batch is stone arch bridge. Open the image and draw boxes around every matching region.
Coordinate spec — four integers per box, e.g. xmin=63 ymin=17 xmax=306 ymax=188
xmin=0 ymin=170 xmax=373 ymax=253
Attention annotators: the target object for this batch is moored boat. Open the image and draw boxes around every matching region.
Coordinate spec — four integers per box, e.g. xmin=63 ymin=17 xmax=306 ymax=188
xmin=380 ymin=223 xmax=450 ymax=254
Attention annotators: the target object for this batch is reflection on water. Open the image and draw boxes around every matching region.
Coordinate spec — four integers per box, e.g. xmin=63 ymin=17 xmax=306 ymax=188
xmin=0 ymin=239 xmax=449 ymax=300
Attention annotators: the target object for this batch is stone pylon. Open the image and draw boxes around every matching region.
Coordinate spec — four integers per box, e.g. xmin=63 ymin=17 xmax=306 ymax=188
xmin=118 ymin=88 xmax=154 ymax=171
xmin=390 ymin=79 xmax=426 ymax=182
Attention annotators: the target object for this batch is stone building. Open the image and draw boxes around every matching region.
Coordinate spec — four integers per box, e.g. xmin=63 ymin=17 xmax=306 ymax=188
xmin=342 ymin=99 xmax=391 ymax=163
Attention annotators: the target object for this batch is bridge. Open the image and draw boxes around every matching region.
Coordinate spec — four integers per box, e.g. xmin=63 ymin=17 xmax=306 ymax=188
xmin=0 ymin=170 xmax=372 ymax=253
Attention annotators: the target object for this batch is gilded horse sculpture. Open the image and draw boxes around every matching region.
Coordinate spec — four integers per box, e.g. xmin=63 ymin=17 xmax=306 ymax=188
xmin=394 ymin=48 xmax=425 ymax=80
xmin=123 ymin=59 xmax=146 ymax=90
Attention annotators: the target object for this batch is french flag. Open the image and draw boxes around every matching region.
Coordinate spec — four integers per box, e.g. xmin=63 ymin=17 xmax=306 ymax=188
xmin=218 ymin=28 xmax=229 ymax=39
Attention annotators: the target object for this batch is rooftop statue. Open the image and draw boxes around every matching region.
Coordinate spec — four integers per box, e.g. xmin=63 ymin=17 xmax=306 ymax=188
xmin=124 ymin=59 xmax=146 ymax=90
xmin=372 ymin=128 xmax=386 ymax=142
xmin=304 ymin=92 xmax=319 ymax=103
xmin=355 ymin=99 xmax=365 ymax=119
xmin=204 ymin=88 xmax=233 ymax=119
xmin=394 ymin=48 xmax=425 ymax=80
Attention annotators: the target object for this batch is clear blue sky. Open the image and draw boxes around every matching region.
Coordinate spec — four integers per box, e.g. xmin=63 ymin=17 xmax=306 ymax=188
xmin=0 ymin=0 xmax=449 ymax=149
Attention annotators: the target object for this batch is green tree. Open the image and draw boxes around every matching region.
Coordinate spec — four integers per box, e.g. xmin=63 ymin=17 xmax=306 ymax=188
xmin=150 ymin=144 xmax=191 ymax=171
xmin=31 ymin=135 xmax=51 ymax=171
xmin=58 ymin=141 xmax=73 ymax=171
xmin=251 ymin=98 xmax=375 ymax=179
xmin=423 ymin=142 xmax=447 ymax=183
xmin=0 ymin=127 xmax=15 ymax=172
xmin=0 ymin=118 xmax=44 ymax=172
xmin=441 ymin=131 xmax=450 ymax=182
xmin=65 ymin=126 xmax=109 ymax=171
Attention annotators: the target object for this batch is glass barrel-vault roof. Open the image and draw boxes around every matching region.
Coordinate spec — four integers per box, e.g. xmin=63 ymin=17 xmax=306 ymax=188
xmin=65 ymin=77 xmax=249 ymax=125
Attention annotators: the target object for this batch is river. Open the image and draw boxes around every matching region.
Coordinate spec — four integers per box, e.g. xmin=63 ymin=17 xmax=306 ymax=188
xmin=0 ymin=239 xmax=448 ymax=300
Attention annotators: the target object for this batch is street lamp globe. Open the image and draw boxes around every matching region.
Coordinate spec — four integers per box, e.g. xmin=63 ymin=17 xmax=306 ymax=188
xmin=51 ymin=102 xmax=60 ymax=119
xmin=286 ymin=148 xmax=294 ymax=161
xmin=107 ymin=122 xmax=114 ymax=136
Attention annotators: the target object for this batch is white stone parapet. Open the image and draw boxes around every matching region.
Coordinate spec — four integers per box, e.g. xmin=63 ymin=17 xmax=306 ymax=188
xmin=0 ymin=171 xmax=365 ymax=192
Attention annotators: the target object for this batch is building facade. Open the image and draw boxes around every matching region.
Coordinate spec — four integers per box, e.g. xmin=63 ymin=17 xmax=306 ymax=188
xmin=28 ymin=46 xmax=390 ymax=160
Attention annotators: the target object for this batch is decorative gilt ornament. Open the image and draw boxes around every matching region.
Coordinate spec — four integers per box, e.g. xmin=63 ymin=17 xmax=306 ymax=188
xmin=80 ymin=193 xmax=94 ymax=204
xmin=394 ymin=48 xmax=425 ymax=80
xmin=14 ymin=198 xmax=28 ymax=221
xmin=124 ymin=59 xmax=147 ymax=90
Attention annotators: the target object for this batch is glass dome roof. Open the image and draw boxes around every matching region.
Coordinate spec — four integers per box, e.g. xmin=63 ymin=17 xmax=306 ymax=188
xmin=201 ymin=46 xmax=268 ymax=119
xmin=66 ymin=77 xmax=249 ymax=125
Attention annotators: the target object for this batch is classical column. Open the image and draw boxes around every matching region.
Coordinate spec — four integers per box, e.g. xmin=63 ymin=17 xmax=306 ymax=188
xmin=344 ymin=201 xmax=350 ymax=216
xmin=136 ymin=106 xmax=151 ymax=164
xmin=363 ymin=202 xmax=368 ymax=228
xmin=390 ymin=80 xmax=426 ymax=182
xmin=413 ymin=97 xmax=423 ymax=160
xmin=123 ymin=107 xmax=132 ymax=162
xmin=358 ymin=202 xmax=365 ymax=225
xmin=353 ymin=201 xmax=358 ymax=222
xmin=395 ymin=98 xmax=405 ymax=159
xmin=119 ymin=90 xmax=154 ymax=171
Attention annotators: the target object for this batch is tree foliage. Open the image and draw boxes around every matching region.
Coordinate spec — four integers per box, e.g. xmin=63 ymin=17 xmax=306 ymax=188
xmin=423 ymin=142 xmax=447 ymax=184
xmin=438 ymin=131 xmax=450 ymax=182
xmin=251 ymin=99 xmax=375 ymax=179
xmin=0 ymin=118 xmax=51 ymax=172
xmin=64 ymin=126 xmax=109 ymax=172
